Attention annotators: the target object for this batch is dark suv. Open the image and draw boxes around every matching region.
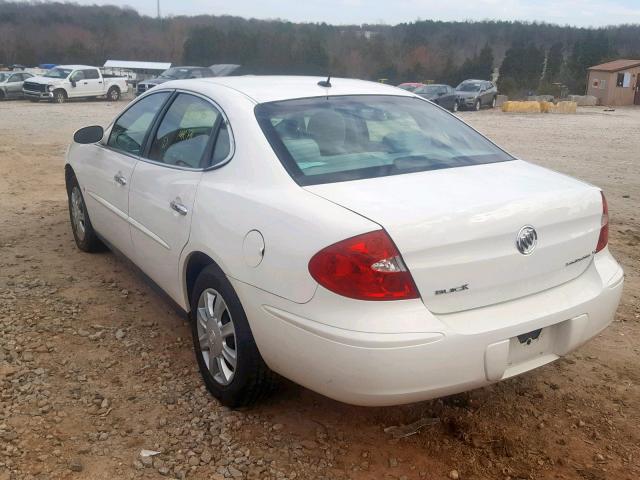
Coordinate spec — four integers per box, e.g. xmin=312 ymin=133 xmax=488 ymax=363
xmin=455 ymin=79 xmax=498 ymax=111
xmin=136 ymin=66 xmax=214 ymax=96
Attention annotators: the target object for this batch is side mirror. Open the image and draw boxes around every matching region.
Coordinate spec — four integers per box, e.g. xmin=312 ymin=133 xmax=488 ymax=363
xmin=70 ymin=79 xmax=77 ymax=87
xmin=74 ymin=125 xmax=104 ymax=144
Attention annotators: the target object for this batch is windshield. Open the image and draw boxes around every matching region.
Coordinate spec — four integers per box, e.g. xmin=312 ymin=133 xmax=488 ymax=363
xmin=256 ymin=95 xmax=513 ymax=186
xmin=44 ymin=68 xmax=72 ymax=79
xmin=0 ymin=73 xmax=8 ymax=82
xmin=159 ymin=68 xmax=194 ymax=79
xmin=457 ymin=83 xmax=481 ymax=92
xmin=415 ymin=85 xmax=441 ymax=94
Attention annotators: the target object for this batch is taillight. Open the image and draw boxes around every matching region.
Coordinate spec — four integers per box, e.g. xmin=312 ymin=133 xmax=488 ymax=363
xmin=308 ymin=230 xmax=419 ymax=301
xmin=595 ymin=191 xmax=609 ymax=253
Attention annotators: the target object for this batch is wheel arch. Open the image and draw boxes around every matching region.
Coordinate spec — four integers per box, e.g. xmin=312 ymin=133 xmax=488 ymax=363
xmin=182 ymin=250 xmax=226 ymax=312
xmin=64 ymin=164 xmax=76 ymax=193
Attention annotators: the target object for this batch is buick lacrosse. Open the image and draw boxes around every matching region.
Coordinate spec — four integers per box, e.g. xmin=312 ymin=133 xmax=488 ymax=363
xmin=65 ymin=76 xmax=624 ymax=407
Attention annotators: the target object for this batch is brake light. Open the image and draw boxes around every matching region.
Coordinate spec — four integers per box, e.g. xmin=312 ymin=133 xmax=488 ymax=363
xmin=595 ymin=191 xmax=609 ymax=253
xmin=308 ymin=230 xmax=419 ymax=300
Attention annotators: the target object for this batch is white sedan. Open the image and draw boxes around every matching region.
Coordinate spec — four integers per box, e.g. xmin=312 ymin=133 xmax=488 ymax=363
xmin=65 ymin=76 xmax=624 ymax=407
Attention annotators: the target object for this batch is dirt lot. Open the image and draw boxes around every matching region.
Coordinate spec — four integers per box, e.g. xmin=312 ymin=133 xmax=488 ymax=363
xmin=0 ymin=99 xmax=639 ymax=480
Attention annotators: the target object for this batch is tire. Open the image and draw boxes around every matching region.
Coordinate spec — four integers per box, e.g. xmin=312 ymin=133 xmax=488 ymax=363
xmin=190 ymin=265 xmax=276 ymax=408
xmin=452 ymin=101 xmax=459 ymax=113
xmin=0 ymin=91 xmax=5 ymax=101
xmin=52 ymin=89 xmax=66 ymax=104
xmin=474 ymin=99 xmax=481 ymax=111
xmin=106 ymin=87 xmax=120 ymax=102
xmin=67 ymin=176 xmax=104 ymax=252
xmin=491 ymin=96 xmax=497 ymax=109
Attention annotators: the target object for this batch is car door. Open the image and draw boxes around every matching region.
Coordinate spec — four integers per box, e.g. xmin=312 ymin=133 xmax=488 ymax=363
xmin=81 ymin=68 xmax=103 ymax=96
xmin=82 ymin=91 xmax=171 ymax=258
xmin=6 ymin=73 xmax=23 ymax=98
xmin=128 ymin=92 xmax=231 ymax=302
xmin=441 ymin=86 xmax=454 ymax=110
xmin=481 ymin=82 xmax=491 ymax=105
xmin=68 ymin=70 xmax=88 ymax=97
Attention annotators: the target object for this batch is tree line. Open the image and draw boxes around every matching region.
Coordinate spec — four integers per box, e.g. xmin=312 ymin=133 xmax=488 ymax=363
xmin=1 ymin=1 xmax=638 ymax=96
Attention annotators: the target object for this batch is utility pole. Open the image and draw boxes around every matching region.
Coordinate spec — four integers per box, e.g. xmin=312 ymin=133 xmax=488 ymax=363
xmin=157 ymin=0 xmax=161 ymax=19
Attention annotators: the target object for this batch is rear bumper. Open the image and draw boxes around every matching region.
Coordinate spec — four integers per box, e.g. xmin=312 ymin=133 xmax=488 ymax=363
xmin=233 ymin=249 xmax=623 ymax=406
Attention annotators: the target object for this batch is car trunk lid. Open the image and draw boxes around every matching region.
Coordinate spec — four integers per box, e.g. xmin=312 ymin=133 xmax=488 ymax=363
xmin=305 ymin=160 xmax=603 ymax=314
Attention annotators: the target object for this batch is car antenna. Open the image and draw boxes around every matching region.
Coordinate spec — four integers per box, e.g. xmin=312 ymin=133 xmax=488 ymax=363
xmin=317 ymin=75 xmax=331 ymax=88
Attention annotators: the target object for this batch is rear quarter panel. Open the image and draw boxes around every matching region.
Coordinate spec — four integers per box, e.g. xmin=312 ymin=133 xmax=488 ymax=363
xmin=179 ymin=84 xmax=379 ymax=307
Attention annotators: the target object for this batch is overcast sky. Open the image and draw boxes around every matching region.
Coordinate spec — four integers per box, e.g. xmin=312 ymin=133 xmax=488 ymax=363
xmin=77 ymin=0 xmax=640 ymax=27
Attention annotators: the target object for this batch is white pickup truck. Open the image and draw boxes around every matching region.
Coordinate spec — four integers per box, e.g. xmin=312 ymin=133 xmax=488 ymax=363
xmin=22 ymin=65 xmax=129 ymax=103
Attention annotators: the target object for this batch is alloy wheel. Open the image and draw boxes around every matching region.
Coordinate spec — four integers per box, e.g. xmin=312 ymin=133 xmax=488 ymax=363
xmin=70 ymin=186 xmax=86 ymax=241
xmin=196 ymin=288 xmax=237 ymax=386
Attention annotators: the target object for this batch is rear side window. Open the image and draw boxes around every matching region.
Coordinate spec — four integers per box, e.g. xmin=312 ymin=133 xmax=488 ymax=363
xmin=108 ymin=92 xmax=170 ymax=155
xmin=255 ymin=95 xmax=513 ymax=186
xmin=148 ymin=93 xmax=222 ymax=168
xmin=82 ymin=69 xmax=100 ymax=79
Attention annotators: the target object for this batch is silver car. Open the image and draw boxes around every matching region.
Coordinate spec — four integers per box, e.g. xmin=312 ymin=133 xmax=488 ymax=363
xmin=455 ymin=79 xmax=498 ymax=111
xmin=0 ymin=71 xmax=34 ymax=100
xmin=0 ymin=72 xmax=33 ymax=100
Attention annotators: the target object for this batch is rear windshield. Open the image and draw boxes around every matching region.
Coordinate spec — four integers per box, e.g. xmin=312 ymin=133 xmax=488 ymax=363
xmin=255 ymin=95 xmax=513 ymax=186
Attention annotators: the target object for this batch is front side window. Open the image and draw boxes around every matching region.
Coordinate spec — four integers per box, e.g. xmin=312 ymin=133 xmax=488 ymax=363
xmin=256 ymin=95 xmax=513 ymax=186
xmin=107 ymin=92 xmax=170 ymax=155
xmin=148 ymin=93 xmax=222 ymax=168
xmin=70 ymin=70 xmax=85 ymax=82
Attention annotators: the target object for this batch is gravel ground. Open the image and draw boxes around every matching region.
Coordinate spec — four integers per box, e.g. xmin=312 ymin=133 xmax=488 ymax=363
xmin=0 ymin=99 xmax=639 ymax=480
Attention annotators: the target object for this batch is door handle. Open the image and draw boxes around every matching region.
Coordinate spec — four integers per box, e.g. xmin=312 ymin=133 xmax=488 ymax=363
xmin=170 ymin=200 xmax=188 ymax=216
xmin=113 ymin=173 xmax=127 ymax=186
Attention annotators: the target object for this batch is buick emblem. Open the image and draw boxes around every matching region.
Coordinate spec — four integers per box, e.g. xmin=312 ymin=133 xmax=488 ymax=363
xmin=516 ymin=226 xmax=537 ymax=255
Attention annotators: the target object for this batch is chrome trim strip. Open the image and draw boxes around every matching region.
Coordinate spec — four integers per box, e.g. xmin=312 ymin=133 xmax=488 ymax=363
xmin=86 ymin=191 xmax=170 ymax=250
xmin=86 ymin=191 xmax=128 ymax=221
xmin=128 ymin=216 xmax=171 ymax=250
xmin=99 ymin=87 xmax=235 ymax=172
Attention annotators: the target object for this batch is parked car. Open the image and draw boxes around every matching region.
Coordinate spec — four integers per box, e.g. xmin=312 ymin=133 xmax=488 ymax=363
xmin=136 ymin=66 xmax=216 ymax=95
xmin=414 ymin=83 xmax=459 ymax=111
xmin=456 ymin=79 xmax=498 ymax=110
xmin=397 ymin=82 xmax=425 ymax=92
xmin=65 ymin=76 xmax=623 ymax=408
xmin=0 ymin=71 xmax=34 ymax=100
xmin=23 ymin=65 xmax=129 ymax=103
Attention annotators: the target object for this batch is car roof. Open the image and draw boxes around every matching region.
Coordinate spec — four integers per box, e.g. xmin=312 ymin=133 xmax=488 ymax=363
xmin=172 ymin=76 xmax=415 ymax=104
xmin=53 ymin=65 xmax=97 ymax=70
